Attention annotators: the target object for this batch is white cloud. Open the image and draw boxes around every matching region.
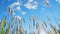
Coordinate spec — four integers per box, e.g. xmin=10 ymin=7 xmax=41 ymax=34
xmin=8 ymin=1 xmax=21 ymax=15
xmin=9 ymin=1 xmax=21 ymax=11
xmin=22 ymin=11 xmax=26 ymax=15
xmin=16 ymin=6 xmax=21 ymax=11
xmin=56 ymin=0 xmax=60 ymax=3
xmin=28 ymin=0 xmax=34 ymax=2
xmin=34 ymin=1 xmax=38 ymax=5
xmin=24 ymin=1 xmax=38 ymax=10
xmin=24 ymin=3 xmax=32 ymax=9
xmin=9 ymin=1 xmax=21 ymax=8
xmin=31 ymin=5 xmax=38 ymax=9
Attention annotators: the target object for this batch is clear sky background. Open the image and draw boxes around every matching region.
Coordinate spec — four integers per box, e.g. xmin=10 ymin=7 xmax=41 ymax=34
xmin=0 ymin=0 xmax=60 ymax=34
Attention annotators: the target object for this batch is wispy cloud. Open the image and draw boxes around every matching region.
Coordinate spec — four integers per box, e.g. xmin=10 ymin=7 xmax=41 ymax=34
xmin=28 ymin=0 xmax=34 ymax=2
xmin=9 ymin=1 xmax=27 ymax=16
xmin=21 ymin=11 xmax=26 ymax=15
xmin=24 ymin=1 xmax=38 ymax=10
xmin=9 ymin=1 xmax=21 ymax=8
xmin=9 ymin=1 xmax=21 ymax=12
xmin=56 ymin=0 xmax=60 ymax=3
xmin=8 ymin=1 xmax=22 ymax=16
xmin=16 ymin=6 xmax=21 ymax=11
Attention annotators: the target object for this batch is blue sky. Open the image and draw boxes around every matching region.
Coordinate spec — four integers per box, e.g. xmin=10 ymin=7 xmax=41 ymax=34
xmin=0 ymin=0 xmax=60 ymax=34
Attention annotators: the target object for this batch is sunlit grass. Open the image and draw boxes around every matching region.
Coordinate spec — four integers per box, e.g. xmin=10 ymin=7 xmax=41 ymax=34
xmin=0 ymin=15 xmax=60 ymax=34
